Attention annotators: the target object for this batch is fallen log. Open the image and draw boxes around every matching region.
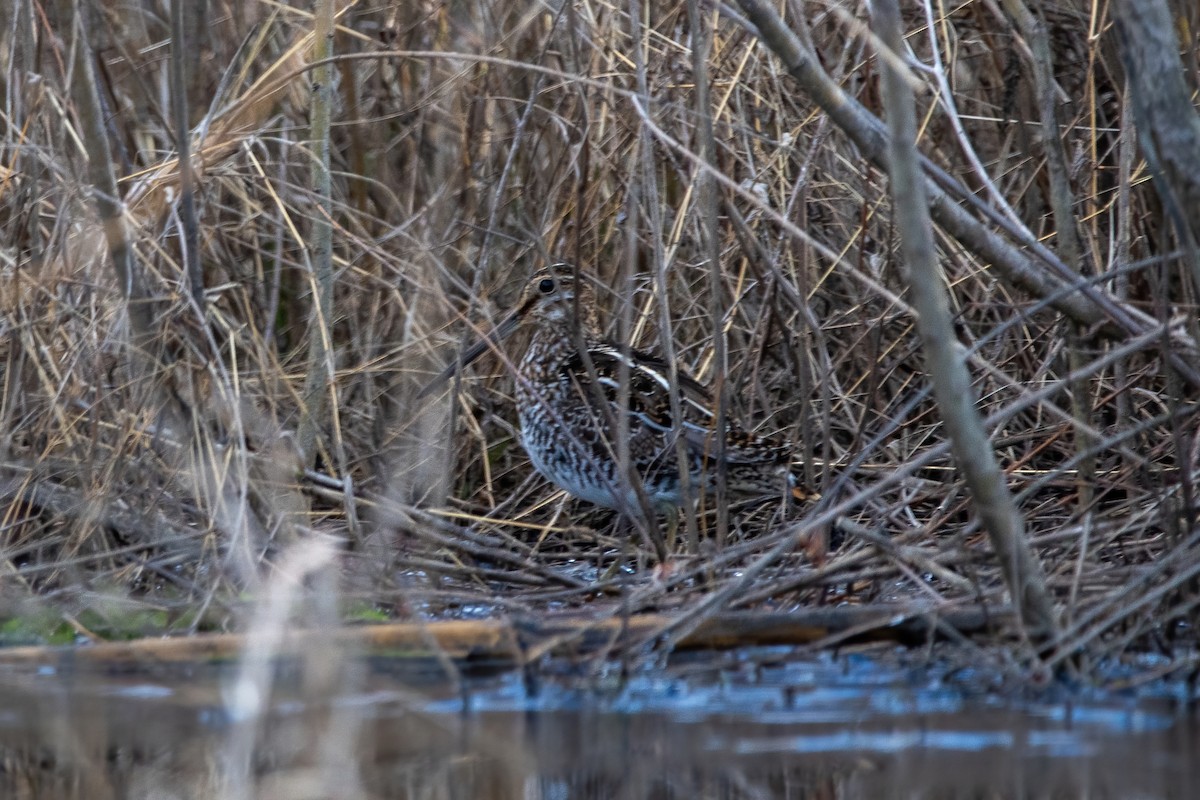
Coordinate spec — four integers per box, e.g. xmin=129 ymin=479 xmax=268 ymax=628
xmin=0 ymin=604 xmax=1012 ymax=673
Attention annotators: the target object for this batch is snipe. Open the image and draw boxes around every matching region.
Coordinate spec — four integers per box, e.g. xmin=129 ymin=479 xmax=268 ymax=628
xmin=425 ymin=264 xmax=799 ymax=514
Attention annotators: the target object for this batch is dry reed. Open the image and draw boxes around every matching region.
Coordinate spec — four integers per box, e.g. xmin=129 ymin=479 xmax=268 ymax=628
xmin=0 ymin=0 xmax=1196 ymax=682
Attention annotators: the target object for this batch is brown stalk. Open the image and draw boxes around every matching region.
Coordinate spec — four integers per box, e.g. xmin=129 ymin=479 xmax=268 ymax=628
xmin=872 ymin=0 xmax=1057 ymax=644
xmin=296 ymin=0 xmax=336 ymax=467
xmin=733 ymin=0 xmax=1200 ymax=386
xmin=57 ymin=0 xmax=154 ymax=364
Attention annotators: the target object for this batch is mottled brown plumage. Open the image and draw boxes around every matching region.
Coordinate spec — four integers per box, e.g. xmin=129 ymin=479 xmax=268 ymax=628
xmin=429 ymin=264 xmax=798 ymax=511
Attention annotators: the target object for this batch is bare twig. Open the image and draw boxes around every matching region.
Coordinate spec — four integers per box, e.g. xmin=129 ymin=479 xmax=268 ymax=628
xmin=297 ymin=0 xmax=336 ymax=467
xmin=872 ymin=0 xmax=1057 ymax=644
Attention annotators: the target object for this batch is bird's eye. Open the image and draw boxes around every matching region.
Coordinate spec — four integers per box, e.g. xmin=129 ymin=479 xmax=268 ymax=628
xmin=537 ymin=278 xmax=555 ymax=294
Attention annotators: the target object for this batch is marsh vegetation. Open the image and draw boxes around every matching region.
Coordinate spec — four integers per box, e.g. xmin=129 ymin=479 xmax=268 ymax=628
xmin=0 ymin=0 xmax=1197 ymax=738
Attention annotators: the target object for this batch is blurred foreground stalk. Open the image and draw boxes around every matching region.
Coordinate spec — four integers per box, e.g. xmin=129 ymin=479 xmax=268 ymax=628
xmin=871 ymin=0 xmax=1058 ymax=644
xmin=59 ymin=0 xmax=155 ymax=369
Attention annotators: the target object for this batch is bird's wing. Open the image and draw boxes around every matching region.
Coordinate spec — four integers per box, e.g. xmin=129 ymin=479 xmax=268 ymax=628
xmin=564 ymin=342 xmax=713 ymax=433
xmin=563 ymin=342 xmax=791 ymax=472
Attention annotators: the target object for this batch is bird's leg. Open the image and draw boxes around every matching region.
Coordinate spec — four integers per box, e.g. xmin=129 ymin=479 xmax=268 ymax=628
xmin=599 ymin=511 xmax=646 ymax=581
xmin=700 ymin=536 xmax=718 ymax=591
xmin=599 ymin=546 xmax=626 ymax=582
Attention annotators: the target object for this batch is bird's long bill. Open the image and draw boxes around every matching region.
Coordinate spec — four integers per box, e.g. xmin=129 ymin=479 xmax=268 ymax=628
xmin=416 ymin=306 xmax=524 ymax=399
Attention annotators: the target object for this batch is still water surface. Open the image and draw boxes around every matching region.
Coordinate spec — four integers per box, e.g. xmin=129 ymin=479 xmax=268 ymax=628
xmin=0 ymin=646 xmax=1194 ymax=798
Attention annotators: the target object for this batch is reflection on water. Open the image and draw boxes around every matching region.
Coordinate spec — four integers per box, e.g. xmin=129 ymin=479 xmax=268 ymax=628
xmin=0 ymin=647 xmax=1195 ymax=798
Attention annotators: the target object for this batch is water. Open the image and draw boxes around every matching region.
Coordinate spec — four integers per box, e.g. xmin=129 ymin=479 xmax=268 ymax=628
xmin=0 ymin=645 xmax=1194 ymax=798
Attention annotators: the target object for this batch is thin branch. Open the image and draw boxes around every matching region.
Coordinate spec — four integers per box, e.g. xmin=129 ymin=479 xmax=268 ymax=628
xmin=872 ymin=0 xmax=1058 ymax=645
xmin=297 ymin=0 xmax=336 ymax=467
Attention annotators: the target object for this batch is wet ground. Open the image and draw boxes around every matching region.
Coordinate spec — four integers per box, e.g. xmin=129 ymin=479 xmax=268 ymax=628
xmin=0 ymin=644 xmax=1195 ymax=798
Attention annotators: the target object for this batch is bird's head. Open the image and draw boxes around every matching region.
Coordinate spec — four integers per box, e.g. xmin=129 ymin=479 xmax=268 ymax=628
xmin=417 ymin=263 xmax=600 ymax=398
